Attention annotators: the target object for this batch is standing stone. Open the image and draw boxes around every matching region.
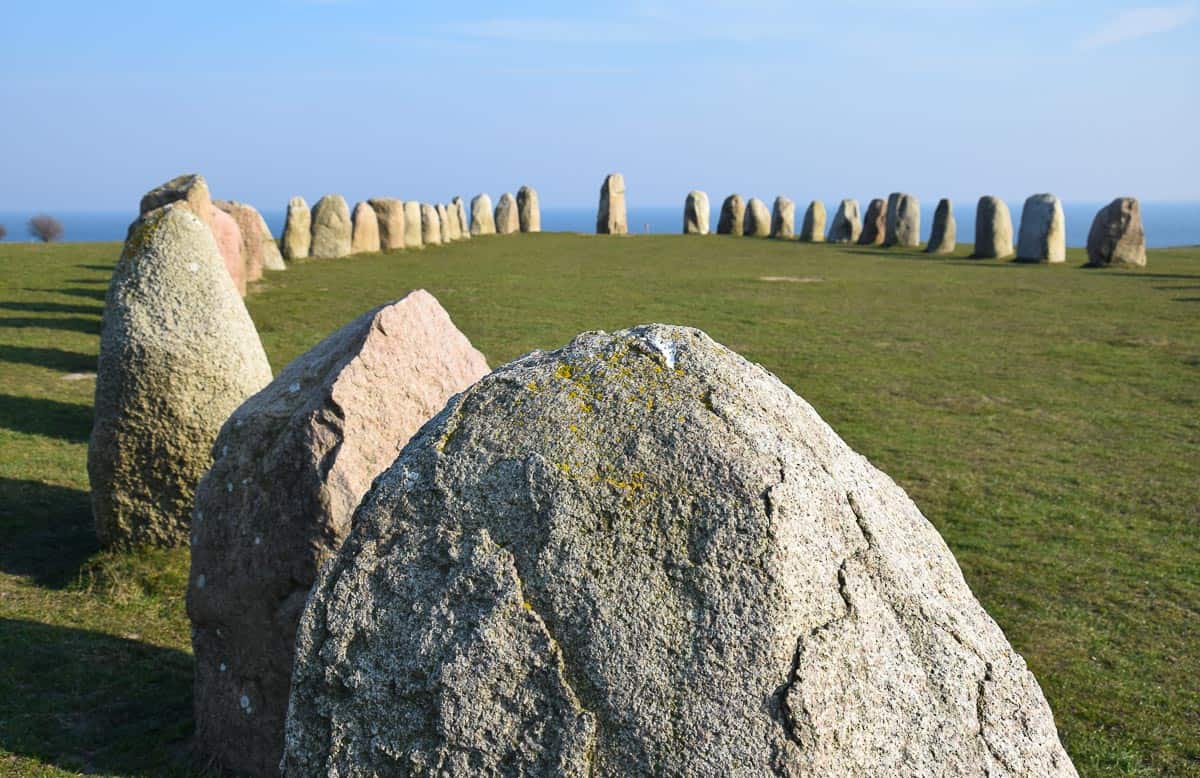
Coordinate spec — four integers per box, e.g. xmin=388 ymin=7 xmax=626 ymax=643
xmin=369 ymin=198 xmax=406 ymax=251
xmin=215 ymin=201 xmax=269 ymax=282
xmin=517 ymin=186 xmax=541 ymax=233
xmin=420 ymin=203 xmax=442 ymax=246
xmin=1016 ymin=194 xmax=1066 ymax=263
xmin=452 ymin=197 xmax=471 ymax=241
xmin=350 ymin=201 xmax=381 ymax=254
xmin=683 ymin=190 xmax=710 ymax=235
xmin=717 ymin=194 xmax=745 ymax=236
xmin=470 ymin=193 xmax=496 ymax=236
xmin=885 ymin=193 xmax=921 ymax=248
xmin=828 ymin=199 xmax=862 ymax=244
xmin=744 ymin=197 xmax=771 ymax=237
xmin=770 ymin=196 xmax=795 ymax=239
xmin=310 ymin=195 xmax=352 ymax=259
xmin=282 ymin=324 xmax=1078 ymax=778
xmin=403 ymin=201 xmax=424 ymax=249
xmin=282 ymin=196 xmax=311 ymax=260
xmin=255 ymin=211 xmax=286 ymax=271
xmin=800 ymin=200 xmax=826 ymax=242
xmin=597 ymin=173 xmax=628 ymax=235
xmin=189 ymin=290 xmax=489 ymax=778
xmin=88 ymin=205 xmax=272 ymax=549
xmin=972 ymin=197 xmax=1014 ymax=259
xmin=139 ymin=174 xmax=244 ymax=293
xmin=1086 ymin=197 xmax=1146 ymax=268
xmin=858 ymin=198 xmax=887 ymax=245
xmin=439 ymin=203 xmax=461 ymax=241
xmin=209 ymin=207 xmax=246 ymax=296
xmin=926 ymin=199 xmax=956 ymax=254
xmin=495 ymin=193 xmax=519 ymax=235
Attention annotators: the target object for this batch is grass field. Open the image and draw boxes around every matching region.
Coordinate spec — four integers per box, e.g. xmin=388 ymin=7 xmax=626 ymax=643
xmin=1 ymin=233 xmax=1197 ymax=776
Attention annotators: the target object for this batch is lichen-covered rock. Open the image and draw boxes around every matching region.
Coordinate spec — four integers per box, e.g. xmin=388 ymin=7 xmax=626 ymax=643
xmin=770 ymin=196 xmax=795 ymax=239
xmin=139 ymin=173 xmax=245 ymax=291
xmin=403 ymin=201 xmax=424 ymax=249
xmin=452 ymin=197 xmax=471 ymax=241
xmin=311 ymin=195 xmax=352 ymax=259
xmin=1086 ymin=197 xmax=1146 ymax=267
xmin=744 ymin=197 xmax=771 ymax=237
xmin=973 ymin=197 xmax=1013 ymax=259
xmin=926 ymin=198 xmax=956 ymax=254
xmin=828 ymin=199 xmax=861 ymax=244
xmin=597 ymin=173 xmax=627 ymax=235
xmin=1016 ymin=194 xmax=1066 ymax=263
xmin=885 ymin=192 xmax=920 ymax=248
xmin=189 ymin=291 xmax=489 ymax=777
xmin=215 ymin=201 xmax=270 ymax=282
xmin=495 ymin=193 xmax=519 ymax=235
xmin=717 ymin=194 xmax=744 ymax=236
xmin=283 ymin=197 xmax=311 ymax=261
xmin=283 ymin=324 xmax=1077 ymax=778
xmin=470 ymin=193 xmax=496 ymax=236
xmin=518 ymin=186 xmax=541 ymax=233
xmin=209 ymin=207 xmax=246 ymax=296
xmin=420 ymin=203 xmax=442 ymax=246
xmin=88 ymin=205 xmax=271 ymax=549
xmin=369 ymin=198 xmax=406 ymax=251
xmin=858 ymin=198 xmax=886 ymax=245
xmin=800 ymin=200 xmax=826 ymax=242
xmin=683 ymin=190 xmax=709 ymax=235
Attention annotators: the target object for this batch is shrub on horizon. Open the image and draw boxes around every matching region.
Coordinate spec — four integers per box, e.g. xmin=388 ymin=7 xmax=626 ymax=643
xmin=28 ymin=215 xmax=64 ymax=243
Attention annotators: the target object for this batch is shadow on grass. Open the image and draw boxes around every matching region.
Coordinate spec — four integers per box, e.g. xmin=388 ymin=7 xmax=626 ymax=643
xmin=0 ymin=345 xmax=95 ymax=373
xmin=0 ymin=477 xmax=98 ymax=588
xmin=0 ymin=301 xmax=102 ymax=316
xmin=0 ymin=618 xmax=199 ymax=776
xmin=0 ymin=394 xmax=92 ymax=443
xmin=79 ymin=264 xmax=117 ymax=272
xmin=0 ymin=316 xmax=101 ymax=334
xmin=32 ymin=287 xmax=109 ymax=302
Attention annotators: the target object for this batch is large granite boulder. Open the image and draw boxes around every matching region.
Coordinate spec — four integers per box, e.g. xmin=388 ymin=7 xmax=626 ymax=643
xmin=88 ymin=205 xmax=272 ymax=549
xmin=495 ymin=193 xmax=519 ymax=235
xmin=800 ymin=200 xmax=826 ymax=242
xmin=858 ymin=198 xmax=886 ymax=245
xmin=420 ymin=203 xmax=442 ymax=246
xmin=597 ymin=173 xmax=628 ymax=235
xmin=139 ymin=173 xmax=244 ymax=292
xmin=215 ymin=201 xmax=272 ymax=282
xmin=885 ymin=193 xmax=921 ymax=248
xmin=369 ymin=198 xmax=406 ymax=251
xmin=470 ymin=193 xmax=496 ymax=236
xmin=452 ymin=197 xmax=471 ymax=241
xmin=350 ymin=202 xmax=381 ymax=254
xmin=1086 ymin=197 xmax=1146 ymax=267
xmin=926 ymin=198 xmax=956 ymax=255
xmin=403 ymin=201 xmax=424 ymax=249
xmin=744 ymin=197 xmax=771 ymax=237
xmin=310 ymin=195 xmax=352 ymax=259
xmin=972 ymin=197 xmax=1014 ymax=259
xmin=683 ymin=190 xmax=709 ymax=235
xmin=770 ymin=196 xmax=795 ymax=239
xmin=282 ymin=324 xmax=1078 ymax=777
xmin=209 ymin=207 xmax=246 ymax=296
xmin=188 ymin=290 xmax=489 ymax=777
xmin=282 ymin=197 xmax=311 ymax=260
xmin=717 ymin=194 xmax=744 ymax=236
xmin=255 ymin=211 xmax=286 ymax=271
xmin=517 ymin=186 xmax=541 ymax=233
xmin=828 ymin=199 xmax=861 ymax=244
xmin=1016 ymin=194 xmax=1066 ymax=263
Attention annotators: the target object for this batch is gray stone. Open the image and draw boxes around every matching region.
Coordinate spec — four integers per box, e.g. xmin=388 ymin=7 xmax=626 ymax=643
xmin=858 ymin=198 xmax=886 ymax=245
xmin=283 ymin=324 xmax=1078 ymax=778
xmin=310 ymin=194 xmax=352 ymax=259
xmin=1087 ymin=197 xmax=1146 ymax=267
xmin=717 ymin=194 xmax=744 ymax=236
xmin=972 ymin=197 xmax=1014 ymax=259
xmin=926 ymin=198 xmax=956 ymax=254
xmin=1016 ymin=194 xmax=1066 ymax=263
xmin=495 ymin=193 xmax=519 ymax=235
xmin=88 ymin=204 xmax=272 ymax=549
xmin=683 ymin=190 xmax=709 ymax=235
xmin=188 ymin=291 xmax=489 ymax=777
xmin=470 ymin=193 xmax=496 ymax=236
xmin=350 ymin=202 xmax=381 ymax=254
xmin=139 ymin=173 xmax=244 ymax=292
xmin=744 ymin=197 xmax=771 ymax=237
xmin=828 ymin=199 xmax=862 ymax=244
xmin=800 ymin=200 xmax=826 ymax=243
xmin=369 ymin=198 xmax=406 ymax=251
xmin=421 ymin=204 xmax=442 ymax=246
xmin=770 ymin=196 xmax=795 ymax=239
xmin=403 ymin=201 xmax=424 ymax=249
xmin=283 ymin=197 xmax=311 ymax=261
xmin=885 ymin=193 xmax=920 ymax=248
xmin=597 ymin=173 xmax=628 ymax=235
xmin=517 ymin=186 xmax=541 ymax=233
xmin=452 ymin=197 xmax=471 ymax=241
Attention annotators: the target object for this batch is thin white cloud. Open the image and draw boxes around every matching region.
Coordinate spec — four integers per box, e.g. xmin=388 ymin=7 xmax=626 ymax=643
xmin=1078 ymin=4 xmax=1198 ymax=49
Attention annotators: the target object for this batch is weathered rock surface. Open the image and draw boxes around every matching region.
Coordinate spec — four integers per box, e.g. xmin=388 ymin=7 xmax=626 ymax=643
xmin=926 ymin=198 xmax=956 ymax=254
xmin=518 ymin=186 xmax=541 ymax=233
xmin=973 ymin=197 xmax=1014 ymax=259
xmin=439 ymin=203 xmax=461 ymax=242
xmin=209 ymin=207 xmax=246 ymax=296
xmin=139 ymin=173 xmax=245 ymax=292
xmin=282 ymin=197 xmax=311 ymax=260
xmin=310 ymin=195 xmax=352 ymax=259
xmin=89 ymin=205 xmax=272 ymax=549
xmin=744 ymin=197 xmax=771 ymax=237
xmin=770 ymin=196 xmax=795 ymax=239
xmin=255 ymin=211 xmax=286 ymax=271
xmin=452 ymin=197 xmax=471 ymax=241
xmin=470 ymin=193 xmax=496 ymax=236
xmin=1086 ymin=197 xmax=1146 ymax=267
xmin=858 ymin=198 xmax=887 ymax=245
xmin=597 ymin=173 xmax=628 ymax=235
xmin=801 ymin=200 xmax=826 ymax=242
xmin=188 ymin=290 xmax=489 ymax=777
xmin=683 ymin=190 xmax=709 ymax=235
xmin=369 ymin=198 xmax=406 ymax=251
xmin=717 ymin=194 xmax=744 ymax=236
xmin=420 ymin=203 xmax=442 ymax=245
xmin=1016 ymin=194 xmax=1066 ymax=263
xmin=403 ymin=201 xmax=424 ymax=249
xmin=350 ymin=202 xmax=381 ymax=254
xmin=495 ymin=193 xmax=519 ymax=235
xmin=885 ymin=193 xmax=921 ymax=248
xmin=828 ymin=199 xmax=862 ymax=244
xmin=282 ymin=324 xmax=1078 ymax=778
xmin=215 ymin=201 xmax=272 ymax=282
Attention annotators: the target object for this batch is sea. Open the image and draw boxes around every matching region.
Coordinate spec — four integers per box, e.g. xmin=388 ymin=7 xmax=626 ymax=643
xmin=1 ymin=202 xmax=1197 ymax=248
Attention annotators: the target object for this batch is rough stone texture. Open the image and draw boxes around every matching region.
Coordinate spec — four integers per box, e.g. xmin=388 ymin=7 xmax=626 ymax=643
xmin=439 ymin=204 xmax=461 ymax=242
xmin=828 ymin=199 xmax=862 ymax=244
xmin=518 ymin=186 xmax=542 ymax=233
xmin=283 ymin=324 xmax=1077 ymax=778
xmin=683 ymin=190 xmax=709 ymax=235
xmin=1016 ymin=194 xmax=1066 ymax=263
xmin=139 ymin=173 xmax=245 ymax=292
xmin=717 ymin=194 xmax=744 ymax=236
xmin=209 ymin=207 xmax=246 ymax=296
xmin=858 ymin=198 xmax=887 ymax=245
xmin=282 ymin=197 xmax=311 ymax=261
xmin=215 ymin=201 xmax=271 ymax=282
xmin=420 ymin=203 xmax=442 ymax=246
xmin=973 ymin=197 xmax=1014 ymax=259
xmin=452 ymin=197 xmax=471 ymax=241
xmin=926 ymin=198 xmax=956 ymax=255
xmin=744 ymin=197 xmax=771 ymax=237
xmin=88 ymin=205 xmax=272 ymax=549
xmin=349 ymin=202 xmax=381 ymax=254
xmin=369 ymin=198 xmax=406 ymax=251
xmin=403 ymin=201 xmax=424 ymax=249
xmin=597 ymin=173 xmax=628 ymax=235
xmin=310 ymin=195 xmax=352 ymax=259
xmin=188 ymin=291 xmax=489 ymax=777
xmin=495 ymin=193 xmax=520 ymax=235
xmin=885 ymin=193 xmax=921 ymax=248
xmin=470 ymin=193 xmax=496 ymax=236
xmin=1086 ymin=197 xmax=1146 ymax=268
xmin=770 ymin=196 xmax=795 ymax=239
xmin=256 ymin=211 xmax=286 ymax=271
xmin=800 ymin=200 xmax=826 ymax=243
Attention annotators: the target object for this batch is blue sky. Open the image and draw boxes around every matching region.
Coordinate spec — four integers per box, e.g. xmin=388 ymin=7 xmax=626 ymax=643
xmin=1 ymin=1 xmax=1197 ymax=211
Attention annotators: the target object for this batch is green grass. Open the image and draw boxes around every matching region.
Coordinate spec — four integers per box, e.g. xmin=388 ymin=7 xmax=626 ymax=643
xmin=1 ymin=235 xmax=1198 ymax=776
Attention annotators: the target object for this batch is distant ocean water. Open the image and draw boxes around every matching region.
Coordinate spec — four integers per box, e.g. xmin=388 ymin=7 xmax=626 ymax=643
xmin=1 ymin=201 xmax=1197 ymax=248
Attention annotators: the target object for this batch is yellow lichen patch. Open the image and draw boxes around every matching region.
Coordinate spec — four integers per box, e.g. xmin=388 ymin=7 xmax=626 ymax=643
xmin=555 ymin=362 xmax=574 ymax=381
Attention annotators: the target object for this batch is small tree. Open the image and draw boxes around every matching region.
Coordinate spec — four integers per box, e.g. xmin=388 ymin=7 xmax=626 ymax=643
xmin=28 ymin=215 xmax=64 ymax=243
xmin=0 ymin=224 xmax=7 ymax=241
